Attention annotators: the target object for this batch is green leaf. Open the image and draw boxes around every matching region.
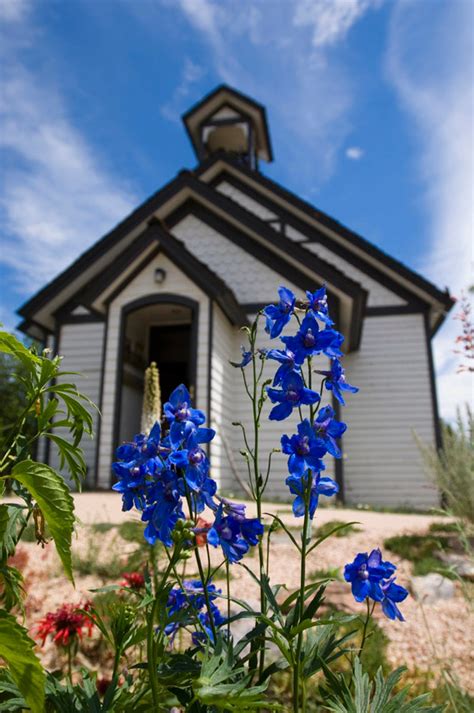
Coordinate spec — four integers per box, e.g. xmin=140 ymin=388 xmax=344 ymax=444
xmin=0 ymin=610 xmax=45 ymax=713
xmin=11 ymin=459 xmax=75 ymax=583
xmin=0 ymin=563 xmax=25 ymax=611
xmin=0 ymin=504 xmax=26 ymax=558
xmin=307 ymin=521 xmax=360 ymax=555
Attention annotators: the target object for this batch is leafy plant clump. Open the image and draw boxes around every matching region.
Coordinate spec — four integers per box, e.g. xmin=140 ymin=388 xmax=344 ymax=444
xmin=384 ymin=532 xmax=460 ymax=578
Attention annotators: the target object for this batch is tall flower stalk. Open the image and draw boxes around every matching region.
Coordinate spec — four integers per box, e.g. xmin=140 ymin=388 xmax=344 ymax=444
xmin=234 ymin=287 xmax=357 ymax=711
xmin=141 ymin=361 xmax=162 ymax=435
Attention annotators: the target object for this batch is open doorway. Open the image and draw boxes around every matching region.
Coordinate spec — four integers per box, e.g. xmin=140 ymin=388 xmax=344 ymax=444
xmin=117 ymin=300 xmax=195 ymax=444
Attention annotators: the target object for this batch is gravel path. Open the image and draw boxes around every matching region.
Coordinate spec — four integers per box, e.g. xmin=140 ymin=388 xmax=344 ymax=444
xmin=13 ymin=493 xmax=473 ymax=694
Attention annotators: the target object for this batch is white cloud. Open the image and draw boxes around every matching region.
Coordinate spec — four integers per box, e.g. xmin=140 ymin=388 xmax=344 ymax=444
xmin=0 ymin=0 xmax=31 ymax=23
xmin=386 ymin=0 xmax=474 ymax=421
xmin=346 ymin=146 xmax=364 ymax=160
xmin=293 ymin=0 xmax=382 ymax=48
xmin=161 ymin=57 xmax=206 ymax=122
xmin=0 ymin=65 xmax=136 ymax=294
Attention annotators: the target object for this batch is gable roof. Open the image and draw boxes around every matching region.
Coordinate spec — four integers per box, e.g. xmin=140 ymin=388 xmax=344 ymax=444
xmin=17 ymin=169 xmax=367 ymax=348
xmin=56 ymin=220 xmax=248 ymax=328
xmin=196 ymin=153 xmax=454 ymax=317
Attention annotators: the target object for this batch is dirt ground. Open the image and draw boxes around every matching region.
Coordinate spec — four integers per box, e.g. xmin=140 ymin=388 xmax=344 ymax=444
xmin=12 ymin=493 xmax=474 ymax=694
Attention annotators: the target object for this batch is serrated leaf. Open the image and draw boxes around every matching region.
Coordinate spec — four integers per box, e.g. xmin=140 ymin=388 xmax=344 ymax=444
xmin=0 ymin=504 xmax=26 ymax=559
xmin=0 ymin=610 xmax=45 ymax=713
xmin=11 ymin=460 xmax=75 ymax=583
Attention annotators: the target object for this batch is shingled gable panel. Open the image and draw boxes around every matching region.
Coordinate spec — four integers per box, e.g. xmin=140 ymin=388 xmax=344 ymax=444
xmin=196 ymin=154 xmax=454 ymax=315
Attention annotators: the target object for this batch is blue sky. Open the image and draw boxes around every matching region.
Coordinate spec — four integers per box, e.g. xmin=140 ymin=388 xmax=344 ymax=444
xmin=0 ymin=0 xmax=472 ymax=419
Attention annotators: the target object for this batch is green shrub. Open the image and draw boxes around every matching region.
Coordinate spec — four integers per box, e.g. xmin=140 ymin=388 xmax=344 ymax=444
xmin=419 ymin=405 xmax=474 ymax=524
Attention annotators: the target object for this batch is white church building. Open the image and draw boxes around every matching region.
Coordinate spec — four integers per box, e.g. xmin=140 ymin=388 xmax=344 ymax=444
xmin=17 ymin=86 xmax=454 ymax=508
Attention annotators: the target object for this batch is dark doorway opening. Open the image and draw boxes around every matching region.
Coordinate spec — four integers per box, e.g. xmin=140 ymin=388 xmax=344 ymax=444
xmin=117 ymin=300 xmax=194 ymax=445
xmin=148 ymin=324 xmax=192 ymax=403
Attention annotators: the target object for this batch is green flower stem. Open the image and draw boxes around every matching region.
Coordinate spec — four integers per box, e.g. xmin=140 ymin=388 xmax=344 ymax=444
xmin=293 ymin=481 xmax=310 ymax=713
xmin=249 ymin=328 xmax=268 ymax=679
xmin=66 ymin=645 xmax=73 ymax=685
xmin=226 ymin=560 xmax=231 ymax=639
xmin=181 ymin=482 xmax=218 ymax=643
xmin=147 ymin=552 xmax=178 ymax=710
xmin=359 ymin=599 xmax=375 ymax=657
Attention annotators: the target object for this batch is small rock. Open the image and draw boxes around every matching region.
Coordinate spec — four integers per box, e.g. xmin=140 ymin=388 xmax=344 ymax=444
xmin=436 ymin=552 xmax=474 ymax=581
xmin=410 ymin=573 xmax=455 ymax=603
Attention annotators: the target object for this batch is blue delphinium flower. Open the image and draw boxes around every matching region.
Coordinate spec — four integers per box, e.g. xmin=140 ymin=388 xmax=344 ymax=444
xmin=344 ymin=549 xmax=396 ymax=602
xmin=207 ymin=504 xmax=263 ymax=563
xmin=281 ymin=314 xmax=343 ymax=364
xmin=164 ymin=580 xmax=225 ymax=645
xmin=313 ymin=405 xmax=347 ymax=458
xmin=286 ymin=471 xmax=339 ymax=519
xmin=281 ymin=419 xmax=327 ymax=476
xmin=219 ymin=498 xmax=264 ymax=546
xmin=140 ymin=468 xmax=185 ymax=546
xmin=267 ymin=371 xmax=320 ymax=421
xmin=230 ymin=345 xmax=252 ymax=368
xmin=164 ymin=384 xmax=207 ymax=447
xmin=265 ymin=348 xmax=299 ymax=386
xmin=192 ymin=603 xmax=226 ymax=646
xmin=306 ymin=286 xmax=333 ymax=326
xmin=264 ymin=286 xmax=296 ymax=338
xmin=380 ymin=577 xmax=409 ymax=621
xmin=169 ymin=432 xmax=210 ymax=491
xmin=317 ymin=358 xmax=359 ymax=406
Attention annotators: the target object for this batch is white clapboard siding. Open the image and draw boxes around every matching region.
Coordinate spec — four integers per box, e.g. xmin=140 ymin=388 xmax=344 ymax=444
xmin=210 ymin=303 xmax=241 ymax=492
xmin=97 ymin=252 xmax=210 ymax=488
xmin=48 ymin=322 xmax=104 ymax=488
xmin=342 ymin=314 xmax=438 ymax=508
xmin=217 ymin=181 xmax=278 ymax=221
xmin=171 ymin=215 xmax=302 ymax=304
xmin=215 ymin=181 xmax=405 ymax=308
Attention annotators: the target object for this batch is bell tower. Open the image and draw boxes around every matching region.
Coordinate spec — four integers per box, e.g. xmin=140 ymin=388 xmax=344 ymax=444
xmin=182 ymin=85 xmax=273 ymax=170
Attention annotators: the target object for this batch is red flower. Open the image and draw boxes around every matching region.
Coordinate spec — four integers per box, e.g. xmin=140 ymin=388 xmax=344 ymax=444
xmin=195 ymin=517 xmax=212 ymax=547
xmin=120 ymin=571 xmax=145 ymax=590
xmin=35 ymin=602 xmax=94 ymax=647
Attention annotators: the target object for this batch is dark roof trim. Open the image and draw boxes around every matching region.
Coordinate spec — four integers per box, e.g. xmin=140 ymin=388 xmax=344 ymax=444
xmin=210 ymin=170 xmax=427 ymax=308
xmin=197 ymin=154 xmax=454 ymax=310
xmin=16 ymin=319 xmax=49 ymax=341
xmin=365 ymin=304 xmax=427 ymax=317
xmin=61 ymin=219 xmax=247 ymax=328
xmin=182 ymin=84 xmax=273 ymax=162
xmin=183 ymin=171 xmax=367 ymax=303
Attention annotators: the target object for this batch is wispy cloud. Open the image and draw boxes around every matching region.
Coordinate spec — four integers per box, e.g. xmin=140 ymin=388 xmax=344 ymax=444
xmin=346 ymin=146 xmax=364 ymax=160
xmin=0 ymin=65 xmax=136 ymax=295
xmin=161 ymin=57 xmax=206 ymax=122
xmin=294 ymin=0 xmax=382 ymax=48
xmin=0 ymin=0 xmax=31 ymax=23
xmin=386 ymin=0 xmax=474 ymax=421
xmin=165 ymin=0 xmax=378 ymax=186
